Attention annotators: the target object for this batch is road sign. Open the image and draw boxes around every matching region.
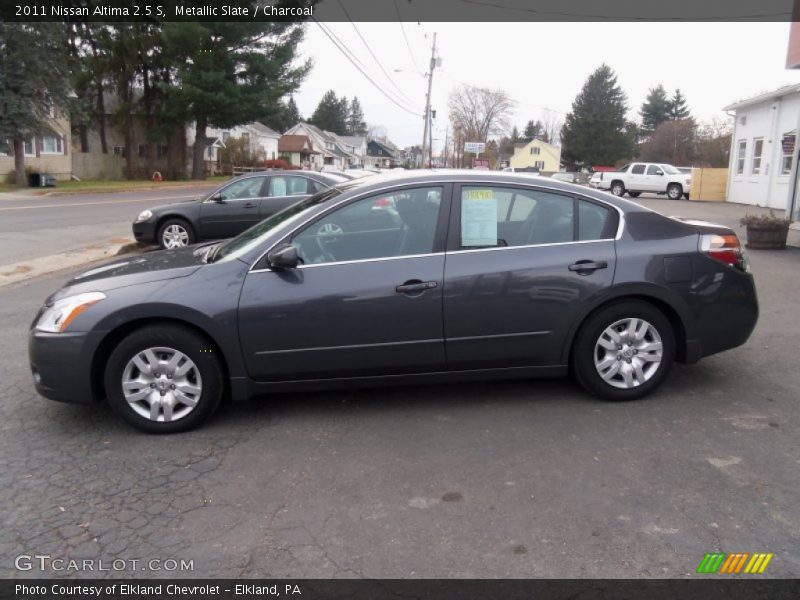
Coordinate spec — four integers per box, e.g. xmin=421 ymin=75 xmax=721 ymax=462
xmin=472 ymin=158 xmax=490 ymax=170
xmin=464 ymin=142 xmax=485 ymax=154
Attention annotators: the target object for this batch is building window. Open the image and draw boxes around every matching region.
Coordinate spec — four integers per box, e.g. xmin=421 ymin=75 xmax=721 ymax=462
xmin=207 ymin=146 xmax=215 ymax=160
xmin=138 ymin=145 xmax=147 ymax=159
xmin=222 ymin=131 xmax=230 ymax=141
xmin=751 ymin=138 xmax=763 ymax=175
xmin=24 ymin=137 xmax=35 ymax=156
xmin=41 ymin=135 xmax=63 ymax=154
xmin=530 ymin=146 xmax=541 ymax=155
xmin=43 ymin=96 xmax=55 ymax=118
xmin=736 ymin=140 xmax=746 ymax=175
xmin=781 ymin=135 xmax=795 ymax=175
xmin=113 ymin=146 xmax=126 ymax=157
xmin=157 ymin=144 xmax=168 ymax=158
xmin=534 ymin=160 xmax=545 ymax=170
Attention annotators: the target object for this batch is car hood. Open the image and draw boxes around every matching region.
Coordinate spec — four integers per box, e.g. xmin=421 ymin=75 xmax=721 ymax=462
xmin=61 ymin=246 xmax=204 ymax=293
xmin=146 ymin=197 xmax=204 ymax=215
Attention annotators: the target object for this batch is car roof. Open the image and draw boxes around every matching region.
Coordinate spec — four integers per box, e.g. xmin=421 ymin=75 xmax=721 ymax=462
xmin=330 ymin=169 xmax=649 ymax=214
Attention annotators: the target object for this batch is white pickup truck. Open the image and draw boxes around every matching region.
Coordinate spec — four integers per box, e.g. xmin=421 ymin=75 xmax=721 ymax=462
xmin=590 ymin=162 xmax=691 ymax=200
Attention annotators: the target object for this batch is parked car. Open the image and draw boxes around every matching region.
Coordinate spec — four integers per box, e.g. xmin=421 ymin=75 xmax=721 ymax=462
xmin=31 ymin=171 xmax=758 ymax=433
xmin=550 ymin=172 xmax=578 ymax=183
xmin=502 ymin=166 xmax=541 ymax=175
xmin=133 ymin=171 xmax=348 ymax=249
xmin=592 ymin=163 xmax=691 ymax=199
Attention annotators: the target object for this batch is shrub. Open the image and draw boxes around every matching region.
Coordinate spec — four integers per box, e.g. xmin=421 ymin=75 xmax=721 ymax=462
xmin=739 ymin=209 xmax=792 ymax=228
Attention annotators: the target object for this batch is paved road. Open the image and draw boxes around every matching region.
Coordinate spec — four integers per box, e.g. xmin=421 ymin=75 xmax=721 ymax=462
xmin=1 ymin=240 xmax=798 ymax=578
xmin=0 ymin=186 xmax=216 ymax=267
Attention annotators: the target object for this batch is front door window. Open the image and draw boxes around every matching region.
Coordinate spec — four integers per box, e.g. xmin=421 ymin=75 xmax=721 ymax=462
xmin=291 ymin=186 xmax=443 ymax=264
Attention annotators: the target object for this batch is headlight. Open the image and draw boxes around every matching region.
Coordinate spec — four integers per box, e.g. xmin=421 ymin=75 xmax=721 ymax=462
xmin=135 ymin=210 xmax=153 ymax=223
xmin=35 ymin=292 xmax=106 ymax=333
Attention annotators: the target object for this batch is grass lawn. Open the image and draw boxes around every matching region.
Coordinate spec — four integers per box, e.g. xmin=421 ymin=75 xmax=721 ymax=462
xmin=0 ymin=176 xmax=229 ymax=195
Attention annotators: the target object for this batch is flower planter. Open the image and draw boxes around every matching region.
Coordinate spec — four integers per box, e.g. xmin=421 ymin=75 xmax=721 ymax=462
xmin=744 ymin=224 xmax=789 ymax=250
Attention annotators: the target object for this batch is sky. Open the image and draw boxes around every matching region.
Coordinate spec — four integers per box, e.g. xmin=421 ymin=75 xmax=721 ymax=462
xmin=291 ymin=22 xmax=800 ymax=152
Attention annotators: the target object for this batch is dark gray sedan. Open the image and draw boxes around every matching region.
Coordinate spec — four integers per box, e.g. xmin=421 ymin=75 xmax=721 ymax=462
xmin=132 ymin=170 xmax=348 ymax=249
xmin=31 ymin=171 xmax=758 ymax=433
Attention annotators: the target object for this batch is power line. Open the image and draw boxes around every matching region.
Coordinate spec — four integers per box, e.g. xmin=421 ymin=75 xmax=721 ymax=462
xmin=313 ymin=19 xmax=423 ymax=117
xmin=335 ymin=0 xmax=419 ymax=108
xmin=457 ymin=0 xmax=791 ymax=21
xmin=394 ymin=0 xmax=423 ymax=75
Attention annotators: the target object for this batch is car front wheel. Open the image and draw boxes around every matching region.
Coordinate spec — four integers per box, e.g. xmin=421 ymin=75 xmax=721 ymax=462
xmin=104 ymin=325 xmax=224 ymax=433
xmin=158 ymin=218 xmax=195 ymax=250
xmin=572 ymin=301 xmax=675 ymax=401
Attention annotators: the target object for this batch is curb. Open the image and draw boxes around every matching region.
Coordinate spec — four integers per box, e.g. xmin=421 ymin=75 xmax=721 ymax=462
xmin=0 ymin=181 xmax=220 ymax=200
xmin=0 ymin=240 xmax=153 ymax=288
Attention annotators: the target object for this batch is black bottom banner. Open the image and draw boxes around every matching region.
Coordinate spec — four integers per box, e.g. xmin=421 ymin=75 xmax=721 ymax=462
xmin=3 ymin=579 xmax=800 ymax=600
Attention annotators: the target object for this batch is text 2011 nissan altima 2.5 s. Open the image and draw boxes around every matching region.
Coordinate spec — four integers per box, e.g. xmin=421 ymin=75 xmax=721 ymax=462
xmin=30 ymin=171 xmax=758 ymax=433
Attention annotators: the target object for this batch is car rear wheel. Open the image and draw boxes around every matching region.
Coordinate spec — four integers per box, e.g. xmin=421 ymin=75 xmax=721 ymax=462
xmin=610 ymin=181 xmax=625 ymax=196
xmin=158 ymin=218 xmax=195 ymax=250
xmin=104 ymin=325 xmax=223 ymax=433
xmin=667 ymin=184 xmax=683 ymax=200
xmin=572 ymin=301 xmax=675 ymax=401
xmin=627 ymin=192 xmax=640 ymax=198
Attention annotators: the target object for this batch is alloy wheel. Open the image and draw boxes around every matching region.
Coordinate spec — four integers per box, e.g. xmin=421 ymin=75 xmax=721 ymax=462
xmin=593 ymin=318 xmax=663 ymax=389
xmin=121 ymin=347 xmax=203 ymax=422
xmin=162 ymin=224 xmax=189 ymax=249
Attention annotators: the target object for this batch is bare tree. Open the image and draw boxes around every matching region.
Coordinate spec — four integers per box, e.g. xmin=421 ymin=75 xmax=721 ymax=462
xmin=541 ymin=108 xmax=563 ymax=146
xmin=367 ymin=123 xmax=387 ymax=140
xmin=448 ymin=84 xmax=513 ymax=144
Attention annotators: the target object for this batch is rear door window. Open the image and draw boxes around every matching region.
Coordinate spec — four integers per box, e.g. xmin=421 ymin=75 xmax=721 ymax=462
xmin=459 ymin=186 xmax=574 ymax=248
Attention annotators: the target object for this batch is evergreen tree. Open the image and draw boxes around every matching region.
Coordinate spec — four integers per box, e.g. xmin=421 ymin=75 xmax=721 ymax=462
xmin=347 ymin=97 xmax=367 ymax=136
xmin=523 ymin=119 xmax=543 ymax=141
xmin=287 ymin=96 xmax=301 ymax=124
xmin=639 ymin=84 xmax=671 ymax=135
xmin=0 ymin=23 xmax=72 ymax=185
xmin=561 ymin=64 xmax=635 ymax=166
xmin=163 ymin=18 xmax=310 ymax=179
xmin=510 ymin=125 xmax=520 ymax=142
xmin=310 ymin=90 xmax=349 ymax=135
xmin=669 ymin=89 xmax=690 ymax=120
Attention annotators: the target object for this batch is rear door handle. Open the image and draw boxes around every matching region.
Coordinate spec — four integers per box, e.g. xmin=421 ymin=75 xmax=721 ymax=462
xmin=569 ymin=260 xmax=608 ymax=273
xmin=396 ymin=280 xmax=438 ymax=293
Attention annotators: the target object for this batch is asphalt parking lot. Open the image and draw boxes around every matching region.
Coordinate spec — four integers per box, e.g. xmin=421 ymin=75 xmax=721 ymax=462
xmin=1 ymin=200 xmax=799 ymax=579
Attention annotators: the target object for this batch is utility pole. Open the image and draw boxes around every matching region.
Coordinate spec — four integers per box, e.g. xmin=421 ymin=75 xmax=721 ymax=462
xmin=420 ymin=32 xmax=437 ymax=169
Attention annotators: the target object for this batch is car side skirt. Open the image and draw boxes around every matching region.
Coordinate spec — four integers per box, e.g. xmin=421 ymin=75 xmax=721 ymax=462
xmin=236 ymin=365 xmax=568 ymax=400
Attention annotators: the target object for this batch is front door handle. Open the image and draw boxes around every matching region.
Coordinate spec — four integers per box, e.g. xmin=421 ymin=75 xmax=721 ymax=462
xmin=569 ymin=260 xmax=608 ymax=274
xmin=243 ymin=201 xmax=258 ymax=208
xmin=396 ymin=280 xmax=438 ymax=293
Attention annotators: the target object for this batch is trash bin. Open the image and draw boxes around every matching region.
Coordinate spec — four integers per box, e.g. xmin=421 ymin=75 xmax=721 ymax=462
xmin=27 ymin=173 xmax=56 ymax=187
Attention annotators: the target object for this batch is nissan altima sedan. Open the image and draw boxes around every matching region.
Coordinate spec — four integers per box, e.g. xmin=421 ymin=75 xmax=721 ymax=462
xmin=132 ymin=170 xmax=348 ymax=250
xmin=31 ymin=171 xmax=758 ymax=433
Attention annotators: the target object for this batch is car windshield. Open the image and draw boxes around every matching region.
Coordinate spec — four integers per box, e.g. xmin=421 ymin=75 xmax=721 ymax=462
xmin=660 ymin=164 xmax=680 ymax=175
xmin=210 ymin=183 xmax=359 ymax=263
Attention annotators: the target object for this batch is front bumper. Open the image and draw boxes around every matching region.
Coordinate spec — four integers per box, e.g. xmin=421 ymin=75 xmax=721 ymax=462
xmin=132 ymin=219 xmax=157 ymax=243
xmin=29 ymin=329 xmax=99 ymax=404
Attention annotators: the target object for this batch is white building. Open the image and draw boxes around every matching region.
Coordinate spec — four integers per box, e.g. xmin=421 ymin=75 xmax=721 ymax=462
xmin=723 ymin=85 xmax=800 ymax=215
xmin=187 ymin=122 xmax=281 ymax=170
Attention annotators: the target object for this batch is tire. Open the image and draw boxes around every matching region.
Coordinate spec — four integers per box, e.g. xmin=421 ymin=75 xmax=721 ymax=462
xmin=157 ymin=218 xmax=195 ymax=250
xmin=572 ymin=301 xmax=675 ymax=402
xmin=667 ymin=184 xmax=683 ymax=200
xmin=104 ymin=324 xmax=224 ymax=433
xmin=610 ymin=181 xmax=625 ymax=197
xmin=627 ymin=192 xmax=640 ymax=198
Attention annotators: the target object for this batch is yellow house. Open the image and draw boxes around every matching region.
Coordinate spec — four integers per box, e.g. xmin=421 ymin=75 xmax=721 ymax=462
xmin=509 ymin=138 xmax=561 ymax=172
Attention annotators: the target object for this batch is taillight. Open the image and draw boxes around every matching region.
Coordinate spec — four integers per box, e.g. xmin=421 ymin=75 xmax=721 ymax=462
xmin=700 ymin=233 xmax=748 ymax=271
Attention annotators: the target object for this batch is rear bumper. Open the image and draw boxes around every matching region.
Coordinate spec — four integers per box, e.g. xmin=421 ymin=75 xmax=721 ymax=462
xmin=690 ymin=270 xmax=759 ymax=361
xmin=28 ymin=329 xmax=98 ymax=404
xmin=132 ymin=220 xmax=157 ymax=244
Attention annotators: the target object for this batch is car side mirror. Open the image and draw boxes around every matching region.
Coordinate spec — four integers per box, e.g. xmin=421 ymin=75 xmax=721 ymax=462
xmin=655 ymin=170 xmax=664 ymax=176
xmin=267 ymin=243 xmax=299 ymax=270
xmin=210 ymin=193 xmax=225 ymax=203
